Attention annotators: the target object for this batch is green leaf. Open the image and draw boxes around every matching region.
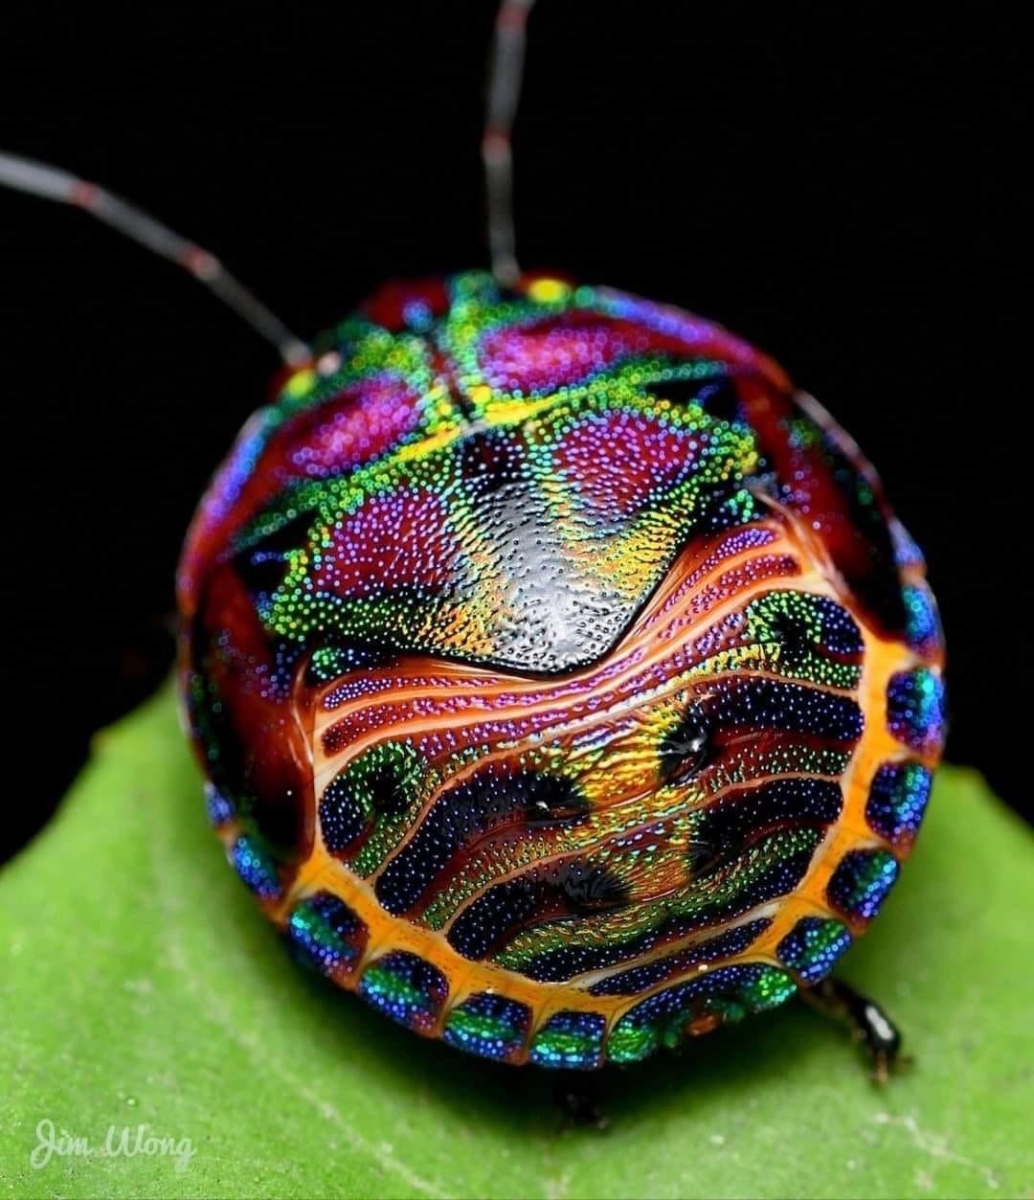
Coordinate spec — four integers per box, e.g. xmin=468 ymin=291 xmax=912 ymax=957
xmin=1 ymin=688 xmax=1031 ymax=1200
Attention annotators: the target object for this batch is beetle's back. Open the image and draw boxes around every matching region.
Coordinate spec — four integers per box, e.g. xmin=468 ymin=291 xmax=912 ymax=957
xmin=179 ymin=273 xmax=945 ymax=1067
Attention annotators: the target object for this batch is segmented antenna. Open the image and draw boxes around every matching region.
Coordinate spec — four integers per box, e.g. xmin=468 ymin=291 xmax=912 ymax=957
xmin=0 ymin=150 xmax=311 ymax=367
xmin=483 ymin=0 xmax=537 ymax=288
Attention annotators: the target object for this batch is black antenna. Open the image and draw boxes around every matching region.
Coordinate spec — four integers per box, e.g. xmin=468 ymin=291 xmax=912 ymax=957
xmin=0 ymin=150 xmax=311 ymax=368
xmin=483 ymin=0 xmax=538 ymax=288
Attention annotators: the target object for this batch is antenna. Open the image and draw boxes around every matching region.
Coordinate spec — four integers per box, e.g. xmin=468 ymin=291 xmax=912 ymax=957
xmin=483 ymin=0 xmax=538 ymax=288
xmin=0 ymin=150 xmax=311 ymax=368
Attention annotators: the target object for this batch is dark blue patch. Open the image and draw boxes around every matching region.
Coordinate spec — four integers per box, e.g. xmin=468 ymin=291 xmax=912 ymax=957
xmin=589 ymin=919 xmax=771 ymax=996
xmin=528 ymin=1011 xmax=607 ymax=1070
xmin=827 ymin=849 xmax=899 ymax=923
xmin=808 ymin=594 xmax=865 ymax=656
xmin=229 ymin=834 xmax=282 ymax=899
xmin=358 ymin=951 xmax=448 ymax=1032
xmin=205 ymin=783 xmax=234 ymax=828
xmin=607 ymin=963 xmax=796 ymax=1063
xmin=887 ymin=669 xmax=946 ymax=755
xmin=865 ymin=761 xmax=933 ymax=845
xmin=447 ymin=856 xmax=627 ymax=963
xmin=448 ymin=878 xmax=540 ymax=961
xmin=902 ymin=584 xmax=942 ymax=658
xmin=707 ymin=677 xmax=864 ymax=743
xmin=694 ymin=777 xmax=843 ymax=850
xmin=776 ymin=916 xmax=852 ymax=984
xmin=443 ymin=992 xmax=531 ymax=1062
xmin=286 ymin=892 xmax=366 ymax=977
xmin=318 ymin=773 xmax=369 ymax=855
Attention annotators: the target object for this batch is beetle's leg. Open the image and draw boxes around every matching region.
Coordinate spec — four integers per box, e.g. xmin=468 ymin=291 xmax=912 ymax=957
xmin=552 ymin=1076 xmax=610 ymax=1131
xmin=801 ymin=977 xmax=907 ymax=1083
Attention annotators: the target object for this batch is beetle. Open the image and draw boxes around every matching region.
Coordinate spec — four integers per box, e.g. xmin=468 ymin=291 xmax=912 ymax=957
xmin=178 ymin=266 xmax=945 ymax=1075
xmin=0 ymin=0 xmax=944 ymax=1079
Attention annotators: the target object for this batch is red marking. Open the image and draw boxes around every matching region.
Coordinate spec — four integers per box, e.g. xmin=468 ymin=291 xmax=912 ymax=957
xmin=179 ymin=375 xmax=421 ymax=611
xmin=553 ymin=410 xmax=701 ymax=520
xmin=276 ymin=375 xmax=422 ymax=478
xmin=181 ymin=245 xmax=216 ymax=278
xmin=737 ymin=376 xmax=901 ymax=631
xmin=482 ymin=130 xmax=509 ymax=157
xmin=478 ymin=309 xmax=779 ymax=395
xmin=191 ymin=563 xmax=314 ymax=860
xmin=70 ymin=181 xmax=98 ymax=208
xmin=497 ymin=2 xmax=530 ymax=31
xmin=313 ymin=487 xmax=458 ymax=599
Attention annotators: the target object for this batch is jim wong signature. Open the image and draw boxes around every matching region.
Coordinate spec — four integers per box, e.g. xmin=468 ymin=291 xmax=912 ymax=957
xmin=30 ymin=1119 xmax=196 ymax=1174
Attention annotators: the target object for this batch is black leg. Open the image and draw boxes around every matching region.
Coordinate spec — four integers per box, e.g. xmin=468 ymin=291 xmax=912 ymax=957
xmin=552 ymin=1075 xmax=611 ymax=1130
xmin=801 ymin=977 xmax=907 ymax=1083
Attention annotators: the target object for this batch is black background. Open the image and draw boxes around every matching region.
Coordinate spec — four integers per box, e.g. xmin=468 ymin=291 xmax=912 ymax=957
xmin=0 ymin=2 xmax=1026 ymax=866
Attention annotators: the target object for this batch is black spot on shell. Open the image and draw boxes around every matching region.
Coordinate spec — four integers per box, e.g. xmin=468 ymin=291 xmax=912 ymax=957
xmin=233 ymin=550 xmax=290 ymax=596
xmin=765 ymin=608 xmax=812 ymax=657
xmin=457 ymin=428 xmax=523 ymax=496
xmin=685 ymin=840 xmax=720 ymax=876
xmin=319 ymin=745 xmax=422 ymax=858
xmin=696 ymin=375 xmax=743 ymax=424
xmin=660 ymin=706 xmax=712 ymax=782
xmin=552 ymin=862 xmax=629 ymax=912
xmin=366 ymin=763 xmax=411 ymax=818
xmin=511 ymin=833 xmax=821 ymax=983
xmin=233 ymin=507 xmax=315 ymax=596
xmin=645 ymin=373 xmax=741 ymax=423
xmin=761 ymin=594 xmax=863 ymax=660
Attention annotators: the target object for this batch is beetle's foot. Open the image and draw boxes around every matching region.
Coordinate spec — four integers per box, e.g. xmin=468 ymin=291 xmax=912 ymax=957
xmin=552 ymin=1078 xmax=610 ymax=1130
xmin=801 ymin=977 xmax=907 ymax=1083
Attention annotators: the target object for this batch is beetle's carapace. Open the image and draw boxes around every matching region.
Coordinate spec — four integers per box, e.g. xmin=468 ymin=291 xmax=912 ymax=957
xmin=178 ymin=272 xmax=945 ymax=1068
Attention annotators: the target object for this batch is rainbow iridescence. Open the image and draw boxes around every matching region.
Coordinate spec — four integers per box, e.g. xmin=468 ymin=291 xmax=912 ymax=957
xmin=178 ymin=272 xmax=945 ymax=1067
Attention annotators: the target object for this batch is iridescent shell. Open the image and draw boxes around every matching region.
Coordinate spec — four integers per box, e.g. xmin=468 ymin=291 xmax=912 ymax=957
xmin=178 ymin=272 xmax=945 ymax=1068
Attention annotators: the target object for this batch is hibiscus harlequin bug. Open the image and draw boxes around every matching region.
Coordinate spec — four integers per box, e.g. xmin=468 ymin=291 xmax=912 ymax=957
xmin=0 ymin=0 xmax=944 ymax=1083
